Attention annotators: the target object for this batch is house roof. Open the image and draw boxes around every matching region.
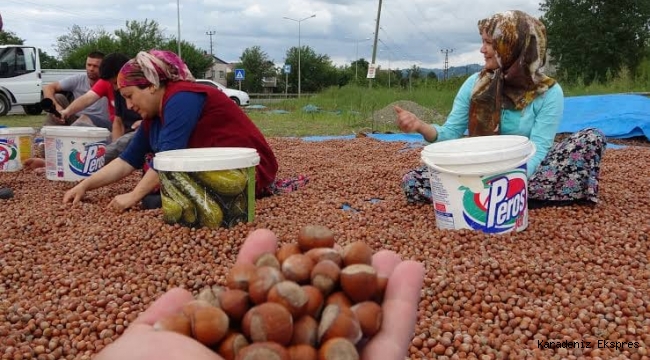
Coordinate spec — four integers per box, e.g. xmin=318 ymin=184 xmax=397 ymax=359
xmin=204 ymin=53 xmax=230 ymax=65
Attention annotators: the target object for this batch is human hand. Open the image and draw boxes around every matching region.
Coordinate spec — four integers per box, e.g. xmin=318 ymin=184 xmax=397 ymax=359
xmin=108 ymin=192 xmax=139 ymax=212
xmin=131 ymin=120 xmax=142 ymax=130
xmin=213 ymin=229 xmax=424 ymax=360
xmin=23 ymin=158 xmax=45 ymax=170
xmin=96 ymin=229 xmax=424 ymax=360
xmin=94 ymin=288 xmax=222 ymax=360
xmin=62 ymin=184 xmax=87 ymax=205
xmin=394 ymin=105 xmax=425 ymax=134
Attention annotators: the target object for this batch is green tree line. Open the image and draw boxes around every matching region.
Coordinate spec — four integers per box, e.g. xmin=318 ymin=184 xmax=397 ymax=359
xmin=3 ymin=3 xmax=650 ymax=93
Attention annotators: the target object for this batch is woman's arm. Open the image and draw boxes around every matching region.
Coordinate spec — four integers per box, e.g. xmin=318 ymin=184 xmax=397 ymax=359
xmin=78 ymin=158 xmax=136 ymax=191
xmin=155 ymin=92 xmax=206 ymax=154
xmin=432 ymin=73 xmax=479 ymax=142
xmin=112 ymin=116 xmax=126 ymax=142
xmin=526 ymin=84 xmax=564 ymax=176
xmin=62 ymin=91 xmax=101 ymax=116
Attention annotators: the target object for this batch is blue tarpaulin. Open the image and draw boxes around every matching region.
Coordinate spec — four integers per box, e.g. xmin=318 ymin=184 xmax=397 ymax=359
xmin=560 ymin=94 xmax=650 ymax=139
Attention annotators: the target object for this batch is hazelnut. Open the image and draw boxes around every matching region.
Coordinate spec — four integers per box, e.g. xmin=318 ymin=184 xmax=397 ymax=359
xmin=216 ymin=331 xmax=249 ymax=360
xmin=374 ymin=276 xmax=388 ymax=301
xmin=282 ymin=254 xmax=315 ymax=284
xmin=350 ymin=301 xmax=383 ymax=337
xmin=318 ymin=338 xmax=360 ymax=360
xmin=266 ymin=281 xmax=309 ymax=318
xmin=310 ymin=260 xmax=341 ymax=296
xmin=196 ymin=285 xmax=225 ymax=308
xmin=152 ymin=313 xmax=191 ymax=337
xmin=183 ymin=303 xmax=230 ymax=346
xmin=276 ymin=243 xmax=301 ymax=265
xmin=217 ymin=289 xmax=250 ymax=322
xmin=301 ymin=285 xmax=324 ymax=318
xmin=298 ymin=225 xmax=336 ymax=251
xmin=254 ymin=252 xmax=281 ymax=270
xmin=288 ymin=344 xmax=318 ymax=360
xmin=325 ymin=292 xmax=353 ymax=309
xmin=248 ymin=266 xmax=285 ymax=305
xmin=341 ymin=241 xmax=374 ymax=266
xmin=236 ymin=342 xmax=290 ymax=360
xmin=340 ymin=264 xmax=377 ymax=303
xmin=242 ymin=302 xmax=294 ymax=345
xmin=305 ymin=248 xmax=343 ymax=267
xmin=226 ymin=263 xmax=257 ymax=292
xmin=317 ymin=304 xmax=362 ymax=344
xmin=291 ymin=315 xmax=318 ymax=346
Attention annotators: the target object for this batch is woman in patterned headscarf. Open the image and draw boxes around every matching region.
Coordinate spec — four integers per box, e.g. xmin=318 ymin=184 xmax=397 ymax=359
xmin=395 ymin=10 xmax=606 ymax=207
xmin=62 ymin=50 xmax=291 ymax=213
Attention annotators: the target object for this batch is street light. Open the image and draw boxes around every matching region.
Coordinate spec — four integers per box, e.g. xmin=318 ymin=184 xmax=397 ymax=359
xmin=283 ymin=14 xmax=316 ymax=98
xmin=346 ymin=37 xmax=371 ymax=80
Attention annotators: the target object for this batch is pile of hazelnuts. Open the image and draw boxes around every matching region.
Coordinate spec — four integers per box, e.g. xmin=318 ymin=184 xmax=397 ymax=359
xmin=153 ymin=225 xmax=386 ymax=360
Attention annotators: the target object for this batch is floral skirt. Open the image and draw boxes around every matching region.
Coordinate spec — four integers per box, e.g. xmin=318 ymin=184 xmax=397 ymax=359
xmin=401 ymin=128 xmax=607 ymax=205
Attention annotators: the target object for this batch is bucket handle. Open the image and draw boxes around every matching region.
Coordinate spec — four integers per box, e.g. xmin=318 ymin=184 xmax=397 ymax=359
xmin=422 ymin=143 xmax=536 ymax=176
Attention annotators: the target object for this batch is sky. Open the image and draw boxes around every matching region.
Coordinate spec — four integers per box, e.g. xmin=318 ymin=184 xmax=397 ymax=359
xmin=1 ymin=0 xmax=544 ymax=71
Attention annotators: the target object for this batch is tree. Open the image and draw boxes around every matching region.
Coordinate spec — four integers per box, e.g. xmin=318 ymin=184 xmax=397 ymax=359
xmin=0 ymin=30 xmax=24 ymax=45
xmin=55 ymin=25 xmax=111 ymax=60
xmin=284 ymin=46 xmax=340 ymax=93
xmin=540 ymin=0 xmax=650 ymax=83
xmin=115 ymin=19 xmax=165 ymax=57
xmin=235 ymin=46 xmax=275 ymax=93
xmin=54 ymin=20 xmax=213 ymax=76
xmin=161 ymin=39 xmax=214 ymax=79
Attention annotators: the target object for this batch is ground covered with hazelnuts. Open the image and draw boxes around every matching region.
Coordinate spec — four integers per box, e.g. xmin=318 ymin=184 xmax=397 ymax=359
xmin=1 ymin=136 xmax=649 ymax=360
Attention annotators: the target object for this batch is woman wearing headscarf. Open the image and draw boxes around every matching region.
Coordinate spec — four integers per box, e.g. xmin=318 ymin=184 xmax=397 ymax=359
xmin=395 ymin=10 xmax=606 ymax=206
xmin=63 ymin=50 xmax=288 ymax=211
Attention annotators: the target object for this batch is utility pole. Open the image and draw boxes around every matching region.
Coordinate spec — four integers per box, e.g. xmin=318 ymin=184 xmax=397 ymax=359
xmin=176 ymin=0 xmax=182 ymax=58
xmin=441 ymin=49 xmax=453 ymax=81
xmin=206 ymin=30 xmax=216 ymax=55
xmin=369 ymin=0 xmax=383 ymax=89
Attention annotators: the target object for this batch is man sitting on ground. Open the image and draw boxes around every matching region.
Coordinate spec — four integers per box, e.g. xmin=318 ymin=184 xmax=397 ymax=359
xmin=42 ymin=51 xmax=111 ymax=131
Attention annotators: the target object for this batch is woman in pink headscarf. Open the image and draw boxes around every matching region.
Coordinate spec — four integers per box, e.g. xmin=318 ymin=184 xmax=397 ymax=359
xmin=395 ymin=10 xmax=606 ymax=208
xmin=62 ymin=50 xmax=304 ymax=211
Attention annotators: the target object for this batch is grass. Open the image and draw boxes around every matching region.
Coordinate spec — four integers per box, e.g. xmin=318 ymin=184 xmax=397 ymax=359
xmin=3 ymin=70 xmax=649 ymax=137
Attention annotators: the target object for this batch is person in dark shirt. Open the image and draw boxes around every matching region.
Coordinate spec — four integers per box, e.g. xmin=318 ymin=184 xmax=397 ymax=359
xmin=62 ymin=50 xmax=287 ymax=212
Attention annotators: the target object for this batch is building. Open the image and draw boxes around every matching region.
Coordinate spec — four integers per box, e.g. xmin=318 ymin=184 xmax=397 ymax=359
xmin=203 ymin=52 xmax=232 ymax=86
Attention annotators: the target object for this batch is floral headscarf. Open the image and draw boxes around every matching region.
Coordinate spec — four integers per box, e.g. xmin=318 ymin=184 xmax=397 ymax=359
xmin=117 ymin=50 xmax=195 ymax=89
xmin=468 ymin=10 xmax=557 ymax=136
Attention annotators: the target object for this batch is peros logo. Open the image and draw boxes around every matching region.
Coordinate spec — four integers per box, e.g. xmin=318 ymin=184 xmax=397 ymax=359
xmin=459 ymin=168 xmax=528 ymax=234
xmin=69 ymin=142 xmax=106 ymax=176
xmin=0 ymin=139 xmax=17 ymax=166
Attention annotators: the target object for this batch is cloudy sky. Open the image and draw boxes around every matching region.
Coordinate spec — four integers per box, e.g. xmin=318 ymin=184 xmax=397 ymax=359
xmin=2 ymin=0 xmax=543 ymax=70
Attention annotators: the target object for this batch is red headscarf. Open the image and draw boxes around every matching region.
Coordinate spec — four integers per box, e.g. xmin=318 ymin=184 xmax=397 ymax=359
xmin=117 ymin=50 xmax=195 ymax=89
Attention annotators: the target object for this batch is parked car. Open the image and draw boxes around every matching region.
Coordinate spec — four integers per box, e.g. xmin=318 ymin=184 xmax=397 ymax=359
xmin=195 ymin=79 xmax=250 ymax=106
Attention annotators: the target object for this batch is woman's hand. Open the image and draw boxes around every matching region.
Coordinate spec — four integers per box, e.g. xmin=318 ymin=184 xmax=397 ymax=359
xmin=394 ymin=105 xmax=425 ymax=133
xmin=109 ymin=192 xmax=140 ymax=212
xmin=63 ymin=183 xmax=88 ymax=205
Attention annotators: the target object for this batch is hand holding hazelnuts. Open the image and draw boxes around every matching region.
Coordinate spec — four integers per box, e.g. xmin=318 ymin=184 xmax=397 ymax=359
xmin=138 ymin=226 xmax=425 ymax=360
xmin=96 ymin=227 xmax=424 ymax=360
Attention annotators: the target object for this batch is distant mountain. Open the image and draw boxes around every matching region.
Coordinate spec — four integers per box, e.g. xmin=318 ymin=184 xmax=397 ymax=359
xmin=397 ymin=64 xmax=483 ymax=79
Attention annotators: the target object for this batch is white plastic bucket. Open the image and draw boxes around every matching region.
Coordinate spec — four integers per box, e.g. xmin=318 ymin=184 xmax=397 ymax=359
xmin=40 ymin=126 xmax=111 ymax=181
xmin=0 ymin=127 xmax=36 ymax=172
xmin=154 ymin=147 xmax=261 ymax=229
xmin=420 ymin=135 xmax=536 ymax=234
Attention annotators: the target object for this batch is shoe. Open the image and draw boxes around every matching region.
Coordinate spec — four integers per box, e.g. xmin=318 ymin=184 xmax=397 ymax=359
xmin=142 ymin=193 xmax=162 ymax=209
xmin=0 ymin=187 xmax=14 ymax=200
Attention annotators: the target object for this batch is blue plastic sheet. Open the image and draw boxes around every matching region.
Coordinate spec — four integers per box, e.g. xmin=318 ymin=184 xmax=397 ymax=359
xmin=560 ymin=94 xmax=650 ymax=140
